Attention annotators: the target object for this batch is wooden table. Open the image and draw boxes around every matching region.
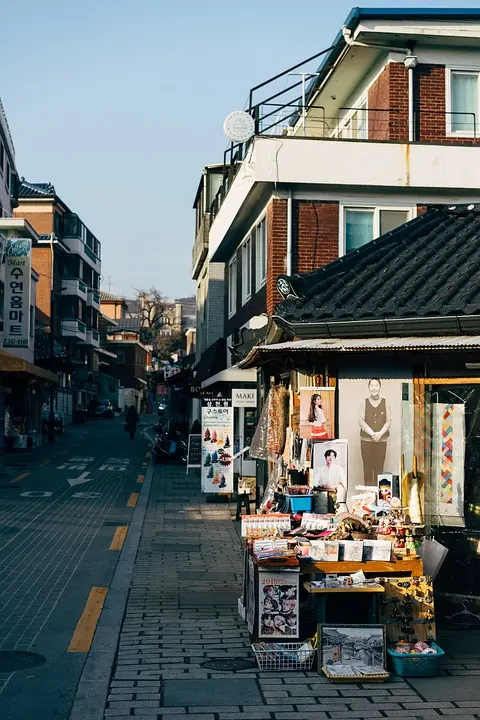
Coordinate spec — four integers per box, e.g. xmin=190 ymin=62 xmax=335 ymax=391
xmin=300 ymin=557 xmax=423 ymax=577
xmin=304 ymin=581 xmax=386 ymax=674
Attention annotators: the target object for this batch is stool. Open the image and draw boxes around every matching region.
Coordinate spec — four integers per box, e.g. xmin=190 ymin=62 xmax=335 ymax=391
xmin=235 ymin=492 xmax=251 ymax=521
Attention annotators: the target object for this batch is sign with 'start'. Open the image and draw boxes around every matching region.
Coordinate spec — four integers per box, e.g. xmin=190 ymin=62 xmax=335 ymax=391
xmin=3 ymin=238 xmax=32 ymax=349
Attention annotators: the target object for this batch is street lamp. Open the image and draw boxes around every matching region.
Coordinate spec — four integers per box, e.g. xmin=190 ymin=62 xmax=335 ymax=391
xmin=48 ymin=286 xmax=66 ymax=444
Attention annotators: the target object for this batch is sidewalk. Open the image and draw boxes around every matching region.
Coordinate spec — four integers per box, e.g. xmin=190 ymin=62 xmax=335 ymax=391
xmin=102 ymin=465 xmax=480 ymax=720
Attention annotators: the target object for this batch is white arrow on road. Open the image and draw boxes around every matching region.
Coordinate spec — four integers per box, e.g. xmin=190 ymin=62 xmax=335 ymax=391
xmin=68 ymin=472 xmax=91 ymax=487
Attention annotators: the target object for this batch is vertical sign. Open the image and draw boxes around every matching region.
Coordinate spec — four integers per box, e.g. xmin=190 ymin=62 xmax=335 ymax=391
xmin=3 ymin=238 xmax=32 ymax=348
xmin=201 ymin=397 xmax=233 ymax=493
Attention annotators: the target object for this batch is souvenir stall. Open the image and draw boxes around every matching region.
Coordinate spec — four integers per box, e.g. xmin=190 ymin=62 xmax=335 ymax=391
xmin=238 ymin=365 xmax=446 ymax=680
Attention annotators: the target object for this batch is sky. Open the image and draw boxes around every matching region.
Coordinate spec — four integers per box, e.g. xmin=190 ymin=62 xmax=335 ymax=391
xmin=3 ymin=0 xmax=480 ymax=300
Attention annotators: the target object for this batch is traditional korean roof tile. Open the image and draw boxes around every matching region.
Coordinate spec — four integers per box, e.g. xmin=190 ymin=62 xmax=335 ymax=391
xmin=18 ymin=181 xmax=56 ymax=198
xmin=274 ymin=205 xmax=480 ymax=336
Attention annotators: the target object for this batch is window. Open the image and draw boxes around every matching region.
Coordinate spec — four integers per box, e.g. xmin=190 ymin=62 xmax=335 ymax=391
xmin=241 ymin=237 xmax=252 ymax=304
xmin=255 ymin=218 xmax=267 ymax=290
xmin=449 ymin=71 xmax=479 ymax=134
xmin=228 ymin=256 xmax=237 ymax=317
xmin=339 ymin=101 xmax=367 ymax=140
xmin=343 ymin=207 xmax=412 ymax=253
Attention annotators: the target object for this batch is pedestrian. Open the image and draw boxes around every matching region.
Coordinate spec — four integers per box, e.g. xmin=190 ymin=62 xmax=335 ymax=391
xmin=125 ymin=404 xmax=139 ymax=440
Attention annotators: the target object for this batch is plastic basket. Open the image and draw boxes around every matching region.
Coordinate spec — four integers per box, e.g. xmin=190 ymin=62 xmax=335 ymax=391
xmin=287 ymin=495 xmax=312 ymax=513
xmin=252 ymin=641 xmax=316 ymax=671
xmin=387 ymin=643 xmax=445 ymax=678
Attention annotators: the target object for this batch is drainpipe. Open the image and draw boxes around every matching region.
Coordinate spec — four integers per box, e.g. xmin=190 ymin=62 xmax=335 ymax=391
xmin=405 ymin=52 xmax=418 ymax=142
xmin=286 ymin=190 xmax=293 ymax=276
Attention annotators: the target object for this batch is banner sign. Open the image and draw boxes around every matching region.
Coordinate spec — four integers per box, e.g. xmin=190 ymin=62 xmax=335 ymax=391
xmin=232 ymin=388 xmax=257 ymax=408
xmin=432 ymin=402 xmax=465 ymax=525
xmin=201 ymin=398 xmax=233 ymax=493
xmin=3 ymin=238 xmax=32 ymax=349
xmin=156 ymin=384 xmax=168 ymax=396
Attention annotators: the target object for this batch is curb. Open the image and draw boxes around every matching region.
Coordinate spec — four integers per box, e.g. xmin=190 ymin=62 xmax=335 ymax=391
xmin=68 ymin=459 xmax=155 ymax=720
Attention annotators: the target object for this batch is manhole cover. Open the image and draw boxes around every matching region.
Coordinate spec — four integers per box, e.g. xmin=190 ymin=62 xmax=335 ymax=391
xmin=0 ymin=651 xmax=46 ymax=672
xmin=201 ymin=658 xmax=257 ymax=671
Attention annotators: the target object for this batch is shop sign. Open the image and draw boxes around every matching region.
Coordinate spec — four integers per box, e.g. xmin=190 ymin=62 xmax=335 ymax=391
xmin=3 ymin=238 xmax=32 ymax=349
xmin=201 ymin=398 xmax=233 ymax=494
xmin=232 ymin=388 xmax=257 ymax=408
xmin=164 ymin=365 xmax=181 ymax=379
xmin=187 ymin=434 xmax=202 ymax=471
xmin=156 ymin=384 xmax=168 ymax=396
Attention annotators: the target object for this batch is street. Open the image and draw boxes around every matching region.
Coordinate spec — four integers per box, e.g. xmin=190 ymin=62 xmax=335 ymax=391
xmin=0 ymin=418 xmax=152 ymax=720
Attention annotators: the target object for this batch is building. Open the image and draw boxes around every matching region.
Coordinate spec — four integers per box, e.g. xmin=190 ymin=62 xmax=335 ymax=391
xmin=240 ymin=202 xmax=480 ymax=615
xmin=0 ymin=102 xmax=57 ymax=449
xmin=197 ymin=7 xmax=480 ymax=368
xmin=15 ymin=181 xmax=102 ymax=422
xmin=100 ymin=292 xmax=148 ymax=412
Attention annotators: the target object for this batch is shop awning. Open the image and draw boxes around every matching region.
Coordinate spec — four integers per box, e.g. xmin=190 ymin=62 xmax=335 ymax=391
xmin=0 ymin=351 xmax=58 ymax=383
xmin=201 ymin=365 xmax=257 ymax=389
xmin=239 ymin=335 xmax=480 ymax=368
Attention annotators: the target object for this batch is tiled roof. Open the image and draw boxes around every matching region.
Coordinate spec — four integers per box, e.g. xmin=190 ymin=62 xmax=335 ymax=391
xmin=100 ymin=291 xmax=125 ymax=303
xmin=274 ymin=205 xmax=480 ymax=331
xmin=18 ymin=181 xmax=56 ymax=198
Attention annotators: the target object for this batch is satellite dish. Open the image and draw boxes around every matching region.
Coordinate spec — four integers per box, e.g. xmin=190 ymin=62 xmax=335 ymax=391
xmin=223 ymin=111 xmax=255 ymax=143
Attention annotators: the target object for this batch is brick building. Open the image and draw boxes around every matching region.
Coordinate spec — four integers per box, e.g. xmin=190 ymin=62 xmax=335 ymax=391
xmin=15 ymin=182 xmax=102 ymax=422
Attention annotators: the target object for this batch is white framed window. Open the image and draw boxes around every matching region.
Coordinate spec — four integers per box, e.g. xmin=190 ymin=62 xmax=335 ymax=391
xmin=342 ymin=206 xmax=413 ymax=253
xmin=241 ymin=236 xmax=252 ymax=304
xmin=228 ymin=256 xmax=237 ymax=317
xmin=255 ymin=218 xmax=267 ymax=290
xmin=338 ymin=100 xmax=368 ymax=140
xmin=447 ymin=69 xmax=480 ymax=135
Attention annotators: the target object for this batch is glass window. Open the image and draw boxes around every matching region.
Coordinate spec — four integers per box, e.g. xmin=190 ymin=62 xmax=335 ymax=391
xmin=255 ymin=219 xmax=267 ymax=290
xmin=379 ymin=209 xmax=410 ymax=235
xmin=228 ymin=256 xmax=237 ymax=316
xmin=241 ymin=237 xmax=252 ymax=304
xmin=451 ymin=72 xmax=478 ymax=133
xmin=345 ymin=209 xmax=374 ymax=251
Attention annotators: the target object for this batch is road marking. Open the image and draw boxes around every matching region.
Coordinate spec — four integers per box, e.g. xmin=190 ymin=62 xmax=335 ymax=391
xmin=110 ymin=526 xmax=128 ymax=550
xmin=99 ymin=464 xmax=127 ymax=472
xmin=10 ymin=472 xmax=30 ymax=484
xmin=136 ymin=474 xmax=144 ymax=484
xmin=67 ymin=587 xmax=108 ymax=652
xmin=69 ymin=457 xmax=94 ymax=462
xmin=127 ymin=492 xmax=139 ymax=508
xmin=58 ymin=463 xmax=87 ymax=471
xmin=73 ymin=492 xmax=102 ymax=498
xmin=68 ymin=471 xmax=91 ymax=487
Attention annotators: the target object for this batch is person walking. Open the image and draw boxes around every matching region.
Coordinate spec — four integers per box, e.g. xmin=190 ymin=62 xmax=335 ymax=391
xmin=125 ymin=404 xmax=139 ymax=440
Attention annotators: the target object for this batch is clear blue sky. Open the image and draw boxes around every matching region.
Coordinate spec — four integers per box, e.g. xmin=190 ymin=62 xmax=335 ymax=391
xmin=3 ymin=0 xmax=480 ymax=299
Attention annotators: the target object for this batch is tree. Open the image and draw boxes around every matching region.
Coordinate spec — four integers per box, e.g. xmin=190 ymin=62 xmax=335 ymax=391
xmin=134 ymin=287 xmax=167 ymax=345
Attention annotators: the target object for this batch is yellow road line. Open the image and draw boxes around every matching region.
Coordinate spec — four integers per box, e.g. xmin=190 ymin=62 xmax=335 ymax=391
xmin=67 ymin=587 xmax=108 ymax=652
xmin=127 ymin=492 xmax=139 ymax=508
xmin=110 ymin=526 xmax=128 ymax=551
xmin=10 ymin=472 xmax=30 ymax=484
xmin=136 ymin=474 xmax=144 ymax=484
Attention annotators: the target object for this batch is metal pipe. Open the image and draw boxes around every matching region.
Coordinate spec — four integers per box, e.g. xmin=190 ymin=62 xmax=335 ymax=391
xmin=287 ymin=190 xmax=293 ymax=276
xmin=408 ymin=66 xmax=414 ymax=142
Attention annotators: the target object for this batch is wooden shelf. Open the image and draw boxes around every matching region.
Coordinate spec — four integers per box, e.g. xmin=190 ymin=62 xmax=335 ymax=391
xmin=304 ymin=582 xmax=385 ymax=594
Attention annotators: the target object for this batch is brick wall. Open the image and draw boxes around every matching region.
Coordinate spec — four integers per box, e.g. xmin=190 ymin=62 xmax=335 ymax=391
xmin=14 ymin=204 xmax=54 ymax=234
xmin=368 ymin=62 xmax=409 ymax=142
xmin=32 ymin=247 xmax=52 ymax=319
xmin=413 ymin=64 xmax=447 ymax=143
xmin=293 ymin=201 xmax=339 ymax=276
xmin=266 ymin=199 xmax=287 ymax=314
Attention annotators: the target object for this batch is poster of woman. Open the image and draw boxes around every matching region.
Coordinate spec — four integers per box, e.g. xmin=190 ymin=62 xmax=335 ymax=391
xmin=299 ymin=387 xmax=335 ymax=440
xmin=339 ymin=377 xmax=403 ymax=496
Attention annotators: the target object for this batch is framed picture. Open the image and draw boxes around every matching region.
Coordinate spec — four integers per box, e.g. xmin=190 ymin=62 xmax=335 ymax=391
xmin=319 ymin=625 xmax=387 ymax=676
xmin=313 ymin=440 xmax=348 ymax=491
xmin=258 ymin=572 xmax=299 ymax=639
xmin=299 ymin=387 xmax=335 ymax=440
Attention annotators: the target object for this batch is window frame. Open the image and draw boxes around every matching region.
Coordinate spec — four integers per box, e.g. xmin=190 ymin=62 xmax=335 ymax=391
xmin=255 ymin=217 xmax=267 ymax=290
xmin=228 ymin=255 xmax=237 ymax=318
xmin=340 ymin=204 xmax=415 ymax=254
xmin=446 ymin=67 xmax=480 ymax=137
xmin=337 ymin=98 xmax=368 ymax=140
xmin=241 ymin=235 xmax=252 ymax=305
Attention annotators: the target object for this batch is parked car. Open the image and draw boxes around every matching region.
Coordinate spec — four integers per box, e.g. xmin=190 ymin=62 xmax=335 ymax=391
xmin=95 ymin=400 xmax=115 ymax=419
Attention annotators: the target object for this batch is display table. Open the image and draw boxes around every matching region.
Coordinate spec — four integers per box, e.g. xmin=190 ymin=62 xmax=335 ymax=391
xmin=301 ymin=557 xmax=424 ymax=577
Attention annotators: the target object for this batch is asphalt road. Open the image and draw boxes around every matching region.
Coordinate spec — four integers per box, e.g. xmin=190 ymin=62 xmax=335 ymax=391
xmin=0 ymin=417 xmax=153 ymax=720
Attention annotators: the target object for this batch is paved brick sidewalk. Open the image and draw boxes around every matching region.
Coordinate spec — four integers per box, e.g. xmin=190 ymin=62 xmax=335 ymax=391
xmin=103 ymin=465 xmax=480 ymax=720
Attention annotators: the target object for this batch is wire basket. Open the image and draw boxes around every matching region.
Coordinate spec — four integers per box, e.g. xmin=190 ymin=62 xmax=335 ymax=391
xmin=252 ymin=641 xmax=316 ymax=671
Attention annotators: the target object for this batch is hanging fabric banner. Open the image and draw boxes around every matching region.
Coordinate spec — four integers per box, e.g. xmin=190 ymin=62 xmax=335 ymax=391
xmin=3 ymin=238 xmax=32 ymax=349
xmin=432 ymin=402 xmax=465 ymax=526
xmin=201 ymin=397 xmax=233 ymax=493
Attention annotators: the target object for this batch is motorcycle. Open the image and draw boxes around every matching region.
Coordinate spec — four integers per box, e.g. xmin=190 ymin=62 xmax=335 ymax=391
xmin=152 ymin=424 xmax=187 ymax=464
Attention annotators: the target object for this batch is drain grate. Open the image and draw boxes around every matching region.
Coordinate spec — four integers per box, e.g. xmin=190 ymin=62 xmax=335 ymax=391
xmin=201 ymin=658 xmax=257 ymax=671
xmin=0 ymin=651 xmax=46 ymax=672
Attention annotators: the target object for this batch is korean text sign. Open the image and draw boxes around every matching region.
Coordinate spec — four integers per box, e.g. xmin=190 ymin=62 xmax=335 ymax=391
xmin=201 ymin=398 xmax=234 ymax=493
xmin=3 ymin=239 xmax=32 ymax=349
